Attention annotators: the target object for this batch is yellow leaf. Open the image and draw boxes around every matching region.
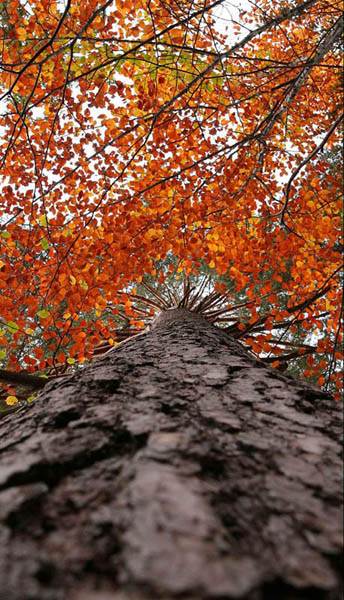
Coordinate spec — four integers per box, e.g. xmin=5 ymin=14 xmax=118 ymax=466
xmin=6 ymin=395 xmax=19 ymax=406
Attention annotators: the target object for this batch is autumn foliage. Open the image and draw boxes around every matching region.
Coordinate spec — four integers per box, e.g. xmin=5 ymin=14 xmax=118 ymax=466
xmin=0 ymin=0 xmax=342 ymax=400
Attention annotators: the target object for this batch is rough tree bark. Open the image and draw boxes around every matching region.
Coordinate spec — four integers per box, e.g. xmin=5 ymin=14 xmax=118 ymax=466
xmin=0 ymin=309 xmax=342 ymax=600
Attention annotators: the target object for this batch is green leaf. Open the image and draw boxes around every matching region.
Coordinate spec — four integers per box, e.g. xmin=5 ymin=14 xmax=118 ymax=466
xmin=0 ymin=350 xmax=6 ymax=359
xmin=40 ymin=238 xmax=49 ymax=250
xmin=1 ymin=231 xmax=10 ymax=239
xmin=37 ymin=310 xmax=50 ymax=319
xmin=7 ymin=321 xmax=19 ymax=333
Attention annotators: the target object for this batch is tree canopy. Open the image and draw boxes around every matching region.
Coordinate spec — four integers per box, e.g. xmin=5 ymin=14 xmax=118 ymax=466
xmin=0 ymin=0 xmax=342 ymax=400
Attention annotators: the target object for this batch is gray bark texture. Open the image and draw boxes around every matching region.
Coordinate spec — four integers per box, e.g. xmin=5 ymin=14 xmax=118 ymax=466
xmin=0 ymin=309 xmax=342 ymax=600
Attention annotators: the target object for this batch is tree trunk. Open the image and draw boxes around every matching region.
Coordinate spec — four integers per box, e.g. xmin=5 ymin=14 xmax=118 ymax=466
xmin=0 ymin=309 xmax=342 ymax=600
